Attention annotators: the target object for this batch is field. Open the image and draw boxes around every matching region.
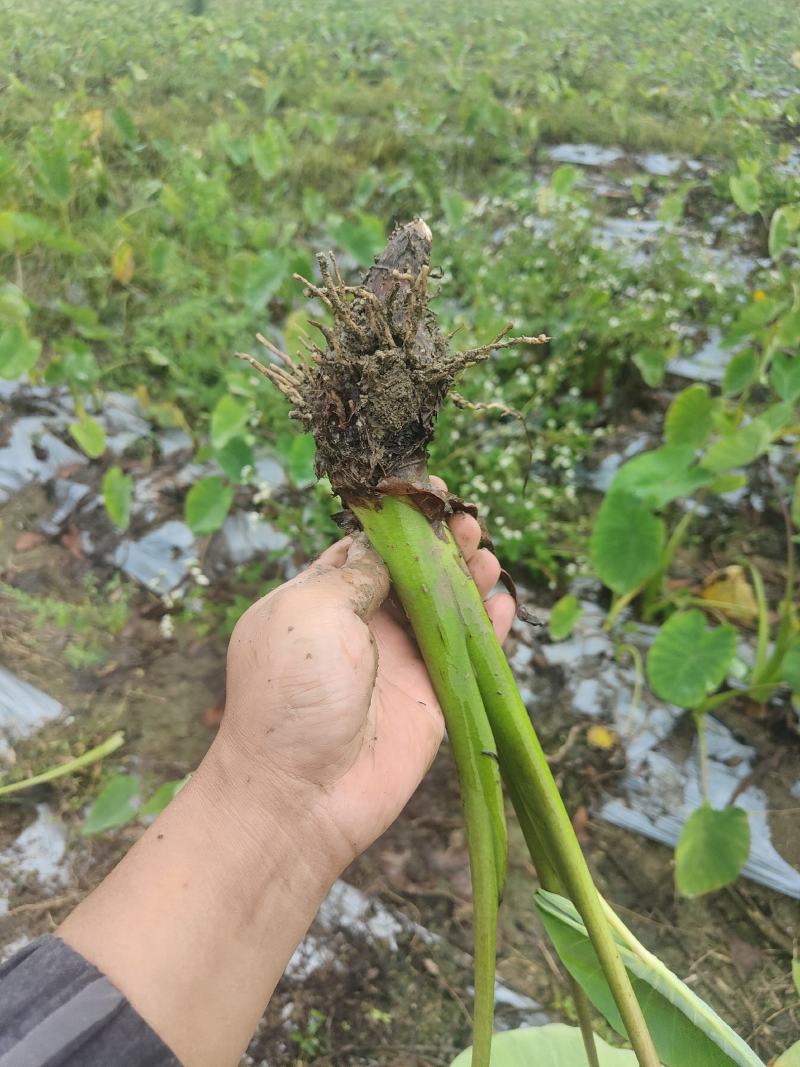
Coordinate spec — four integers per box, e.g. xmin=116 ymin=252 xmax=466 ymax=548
xmin=1 ymin=0 xmax=799 ymax=1063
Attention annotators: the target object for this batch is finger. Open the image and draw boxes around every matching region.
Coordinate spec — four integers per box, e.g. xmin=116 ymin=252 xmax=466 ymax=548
xmin=468 ymin=547 xmax=501 ymax=600
xmin=448 ymin=512 xmax=482 ymax=562
xmin=429 ymin=474 xmax=448 ymax=493
xmin=331 ymin=536 xmax=391 ymax=620
xmin=486 ymin=592 xmax=515 ymax=642
xmin=316 ymin=537 xmax=352 ymax=568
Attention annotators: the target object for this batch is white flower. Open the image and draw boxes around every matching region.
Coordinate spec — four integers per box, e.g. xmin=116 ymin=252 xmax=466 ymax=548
xmin=159 ymin=615 xmax=175 ymax=639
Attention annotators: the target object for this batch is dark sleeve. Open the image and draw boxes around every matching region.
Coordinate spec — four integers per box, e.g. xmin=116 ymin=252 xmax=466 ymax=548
xmin=0 ymin=935 xmax=181 ymax=1067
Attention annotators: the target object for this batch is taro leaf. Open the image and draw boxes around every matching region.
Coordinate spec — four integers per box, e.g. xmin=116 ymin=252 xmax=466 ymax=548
xmin=139 ymin=775 xmax=190 ymax=819
xmin=211 ymin=395 xmax=249 ymax=449
xmin=287 ymin=433 xmax=317 ymax=487
xmin=770 ymin=353 xmax=800 ymax=402
xmin=102 ymin=466 xmax=133 ymax=530
xmin=590 ymin=491 xmax=664 ymax=595
xmin=215 ymin=436 xmax=254 ymax=482
xmin=535 ymin=891 xmax=765 ymax=1067
xmin=781 ymin=638 xmax=800 ymax=690
xmin=776 ymin=1040 xmax=800 ymax=1067
xmin=450 ymin=1023 xmax=637 ymax=1066
xmin=549 ymin=594 xmax=582 ymax=641
xmin=0 ymin=324 xmax=41 ymax=379
xmin=185 ymin=475 xmax=234 ymax=535
xmin=777 ymin=308 xmax=800 ymax=348
xmin=233 ymin=251 xmax=285 ymax=311
xmin=333 ymin=214 xmax=386 ymax=265
xmin=612 ymin=445 xmax=713 ymax=508
xmin=82 ymin=774 xmax=139 ymax=835
xmin=665 ymin=385 xmax=714 ymax=449
xmin=768 ymin=206 xmax=798 ymax=261
xmin=675 ymin=804 xmax=750 ymax=897
xmin=633 ymin=348 xmax=666 ymax=387
xmin=552 ymin=164 xmax=579 ymax=197
xmin=722 ymin=350 xmax=758 ymax=397
xmin=441 ymin=189 xmax=467 ymax=228
xmin=249 ymin=118 xmax=288 ymax=179
xmin=31 ymin=145 xmax=72 ymax=204
xmin=729 ymin=174 xmax=760 ymax=215
xmin=647 ymin=610 xmax=737 ymax=708
xmin=69 ymin=415 xmax=106 ymax=459
xmin=112 ymin=105 xmax=138 ymax=144
xmin=701 ymin=420 xmax=772 ymax=473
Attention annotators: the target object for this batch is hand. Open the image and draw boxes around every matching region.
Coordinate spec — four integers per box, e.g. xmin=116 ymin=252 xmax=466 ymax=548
xmin=216 ymin=482 xmax=516 ymax=870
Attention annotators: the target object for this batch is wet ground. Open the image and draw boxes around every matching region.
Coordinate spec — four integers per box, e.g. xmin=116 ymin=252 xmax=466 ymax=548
xmin=1 ymin=142 xmax=799 ymax=1065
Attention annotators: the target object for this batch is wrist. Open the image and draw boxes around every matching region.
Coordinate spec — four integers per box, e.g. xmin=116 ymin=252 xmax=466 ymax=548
xmin=195 ymin=731 xmax=349 ymax=887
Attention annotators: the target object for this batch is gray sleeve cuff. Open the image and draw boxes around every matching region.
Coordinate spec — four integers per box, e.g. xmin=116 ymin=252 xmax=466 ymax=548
xmin=0 ymin=935 xmax=181 ymax=1066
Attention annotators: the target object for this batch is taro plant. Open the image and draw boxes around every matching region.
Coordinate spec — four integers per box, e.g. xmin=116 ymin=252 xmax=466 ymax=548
xmin=240 ymin=220 xmax=766 ymax=1067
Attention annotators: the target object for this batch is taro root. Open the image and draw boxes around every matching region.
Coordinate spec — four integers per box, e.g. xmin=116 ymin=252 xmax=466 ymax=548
xmin=242 ymin=220 xmax=659 ymax=1067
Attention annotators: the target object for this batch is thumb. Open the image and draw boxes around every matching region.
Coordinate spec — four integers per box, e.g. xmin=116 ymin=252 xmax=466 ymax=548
xmin=299 ymin=535 xmax=390 ymax=621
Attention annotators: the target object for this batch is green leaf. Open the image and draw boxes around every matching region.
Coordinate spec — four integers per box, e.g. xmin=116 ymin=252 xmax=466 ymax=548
xmin=232 ymin=251 xmax=286 ymax=311
xmin=102 ymin=466 xmax=133 ymax=530
xmin=333 ymin=215 xmax=386 ymax=265
xmin=658 ymin=191 xmax=686 ymax=224
xmin=441 ymin=189 xmax=467 ymax=228
xmin=676 ymin=804 xmax=750 ymax=897
xmin=215 ymin=436 xmax=254 ymax=482
xmin=287 ymin=433 xmax=317 ymax=487
xmin=770 ymin=353 xmax=800 ymax=402
xmin=768 ymin=207 xmax=798 ymax=260
xmin=707 ymin=473 xmax=747 ymax=496
xmin=185 ymin=476 xmax=234 ymax=535
xmin=665 ymin=385 xmax=714 ymax=449
xmin=450 ymin=1023 xmax=637 ymax=1067
xmin=792 ymin=473 xmax=800 ymax=529
xmin=590 ymin=491 xmax=665 ymax=595
xmin=729 ymin=174 xmax=760 ymax=215
xmin=777 ymin=307 xmax=800 ymax=347
xmin=551 ymin=164 xmax=579 ymax=197
xmin=0 ymin=324 xmax=41 ymax=379
xmin=249 ymin=118 xmax=288 ymax=179
xmin=82 ymin=774 xmax=139 ymax=835
xmin=112 ymin=104 xmax=138 ymax=144
xmin=776 ymin=1040 xmax=800 ymax=1067
xmin=549 ymin=594 xmax=582 ymax=641
xmin=69 ymin=415 xmax=106 ymax=459
xmin=647 ymin=610 xmax=737 ymax=708
xmin=31 ymin=145 xmax=72 ymax=204
xmin=612 ymin=446 xmax=713 ymax=508
xmin=633 ymin=348 xmax=666 ymax=387
xmin=702 ymin=420 xmax=772 ymax=473
xmin=781 ymin=638 xmax=800 ymax=690
xmin=139 ymin=775 xmax=190 ymax=818
xmin=722 ymin=350 xmax=758 ymax=397
xmin=211 ymin=395 xmax=249 ymax=449
xmin=44 ymin=339 xmax=100 ymax=389
xmin=535 ymin=891 xmax=764 ymax=1067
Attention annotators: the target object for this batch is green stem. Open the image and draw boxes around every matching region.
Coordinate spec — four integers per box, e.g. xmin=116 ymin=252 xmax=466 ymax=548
xmin=354 ymin=501 xmax=507 ymax=1067
xmin=0 ymin=731 xmax=126 ymax=797
xmin=357 ymin=496 xmax=659 ymax=1067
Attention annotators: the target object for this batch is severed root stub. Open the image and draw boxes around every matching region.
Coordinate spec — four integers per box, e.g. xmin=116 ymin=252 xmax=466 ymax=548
xmin=240 ymin=218 xmax=548 ymax=518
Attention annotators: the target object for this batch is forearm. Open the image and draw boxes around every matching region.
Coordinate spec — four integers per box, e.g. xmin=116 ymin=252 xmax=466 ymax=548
xmin=59 ymin=739 xmax=341 ymax=1067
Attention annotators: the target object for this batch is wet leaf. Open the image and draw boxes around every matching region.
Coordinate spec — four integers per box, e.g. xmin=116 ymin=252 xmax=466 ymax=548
xmin=647 ymin=610 xmax=737 ymax=708
xmin=0 ymin=324 xmax=41 ymax=379
xmin=82 ymin=774 xmax=139 ymax=835
xmin=185 ymin=476 xmax=234 ymax=535
xmin=590 ymin=491 xmax=665 ymax=595
xmin=102 ymin=466 xmax=133 ymax=530
xmin=211 ymin=395 xmax=249 ymax=449
xmin=729 ymin=173 xmax=760 ymax=215
xmin=111 ymin=241 xmax=134 ymax=284
xmin=676 ymin=804 xmax=750 ymax=896
xmin=700 ymin=566 xmax=758 ymax=622
xmin=549 ymin=594 xmax=582 ymax=641
xmin=536 ymin=890 xmax=764 ymax=1067
xmin=69 ymin=415 xmax=106 ymax=459
xmin=450 ymin=1023 xmax=637 ymax=1066
xmin=665 ymin=384 xmax=714 ymax=449
xmin=722 ymin=350 xmax=758 ymax=397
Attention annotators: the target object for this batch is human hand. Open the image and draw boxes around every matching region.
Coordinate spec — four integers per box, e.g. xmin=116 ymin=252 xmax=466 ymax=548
xmin=213 ymin=483 xmax=516 ymax=873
